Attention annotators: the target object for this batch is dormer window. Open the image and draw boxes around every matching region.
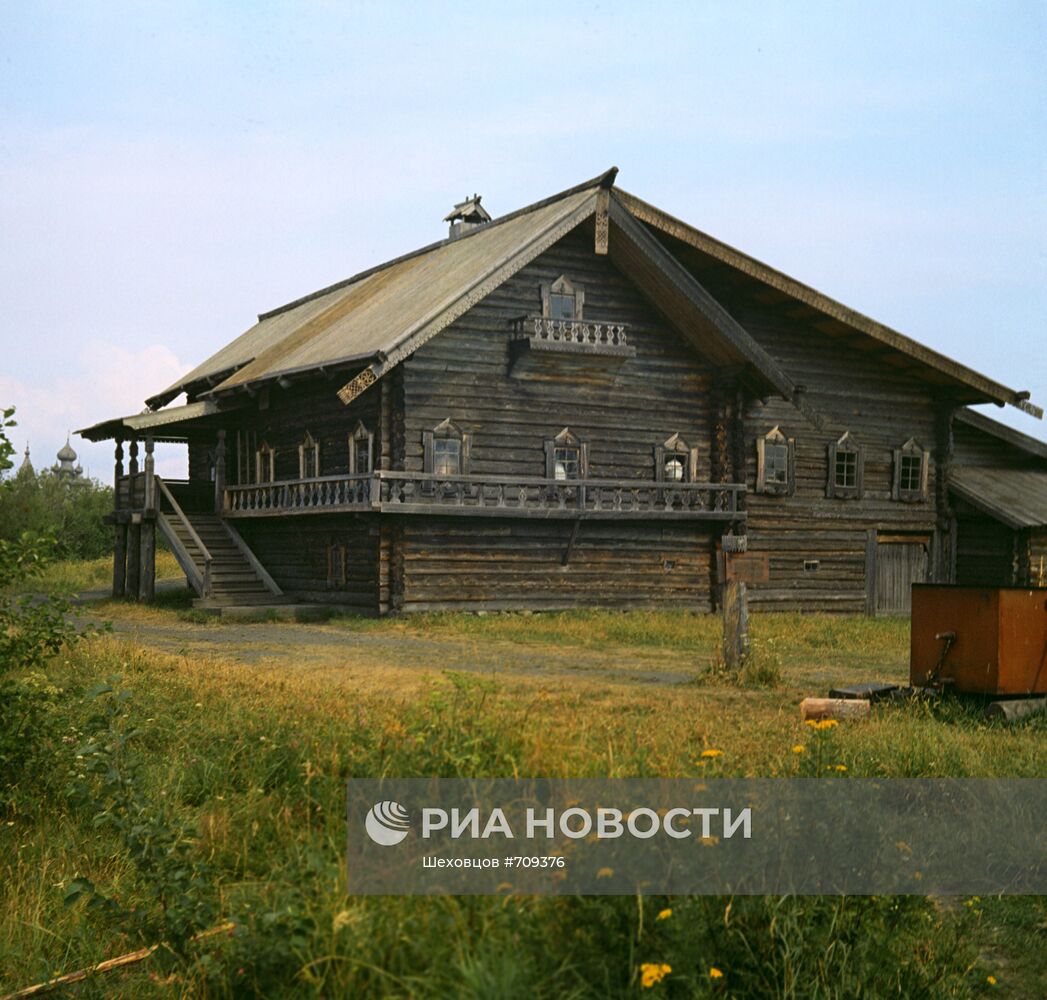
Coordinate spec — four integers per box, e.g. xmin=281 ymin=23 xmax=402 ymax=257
xmin=893 ymin=438 xmax=929 ymax=501
xmin=423 ymin=419 xmax=470 ymax=478
xmin=827 ymin=431 xmax=863 ymax=499
xmin=655 ymin=433 xmax=698 ymax=482
xmin=298 ymin=431 xmax=320 ymax=479
xmin=349 ymin=420 xmax=373 ymax=474
xmin=542 ymin=276 xmax=584 ymax=321
xmin=545 ymin=428 xmax=588 ymax=480
xmin=756 ymin=426 xmax=794 ymax=496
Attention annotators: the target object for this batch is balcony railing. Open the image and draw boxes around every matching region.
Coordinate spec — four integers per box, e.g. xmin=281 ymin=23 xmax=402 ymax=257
xmin=223 ymin=472 xmax=744 ymax=521
xmin=512 ymin=316 xmax=635 ymax=357
xmin=225 ymin=474 xmax=375 ymax=514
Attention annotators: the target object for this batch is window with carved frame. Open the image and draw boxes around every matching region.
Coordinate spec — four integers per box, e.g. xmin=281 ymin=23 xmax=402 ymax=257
xmin=756 ymin=426 xmax=794 ymax=495
xmin=298 ymin=431 xmax=320 ymax=479
xmin=893 ymin=438 xmax=929 ymax=501
xmin=423 ymin=419 xmax=471 ymax=478
xmin=255 ymin=440 xmax=276 ymax=484
xmin=545 ymin=428 xmax=588 ymax=480
xmin=541 ymin=275 xmax=585 ymax=321
xmin=655 ymin=433 xmax=698 ymax=483
xmin=827 ymin=431 xmax=863 ymax=499
xmin=349 ymin=420 xmax=373 ymax=474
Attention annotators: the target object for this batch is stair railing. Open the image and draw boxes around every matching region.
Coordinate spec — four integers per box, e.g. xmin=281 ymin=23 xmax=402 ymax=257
xmin=156 ymin=476 xmax=213 ymax=598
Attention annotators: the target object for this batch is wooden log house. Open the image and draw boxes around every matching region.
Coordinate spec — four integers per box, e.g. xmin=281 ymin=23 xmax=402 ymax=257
xmin=79 ymin=168 xmax=1045 ymax=614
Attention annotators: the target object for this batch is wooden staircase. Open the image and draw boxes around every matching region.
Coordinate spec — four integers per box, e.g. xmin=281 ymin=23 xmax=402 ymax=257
xmin=156 ymin=478 xmax=285 ymax=607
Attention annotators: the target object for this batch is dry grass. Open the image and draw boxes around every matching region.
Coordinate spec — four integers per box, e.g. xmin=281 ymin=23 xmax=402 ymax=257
xmin=15 ymin=550 xmax=183 ymax=596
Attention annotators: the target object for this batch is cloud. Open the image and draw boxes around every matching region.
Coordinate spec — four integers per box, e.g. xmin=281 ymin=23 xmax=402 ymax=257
xmin=0 ymin=341 xmax=189 ymax=481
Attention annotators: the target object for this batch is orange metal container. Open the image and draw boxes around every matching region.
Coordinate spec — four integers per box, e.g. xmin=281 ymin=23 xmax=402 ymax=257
xmin=910 ymin=585 xmax=1047 ymax=695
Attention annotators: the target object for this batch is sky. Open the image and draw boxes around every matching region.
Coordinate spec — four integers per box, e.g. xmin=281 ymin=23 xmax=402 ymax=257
xmin=2 ymin=1 xmax=1045 ymax=480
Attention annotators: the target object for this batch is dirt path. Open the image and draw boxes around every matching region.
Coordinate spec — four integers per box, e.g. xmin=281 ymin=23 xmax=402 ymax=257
xmin=88 ymin=611 xmax=701 ymax=688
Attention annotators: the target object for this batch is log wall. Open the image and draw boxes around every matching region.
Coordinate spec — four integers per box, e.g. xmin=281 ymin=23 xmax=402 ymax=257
xmin=234 ymin=513 xmax=380 ymax=611
xmin=703 ymin=289 xmax=945 ymax=613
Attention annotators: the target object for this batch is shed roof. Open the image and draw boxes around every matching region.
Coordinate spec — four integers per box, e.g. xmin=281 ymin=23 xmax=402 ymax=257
xmin=950 ymin=466 xmax=1047 ymax=529
xmin=955 ymin=408 xmax=1047 ymax=462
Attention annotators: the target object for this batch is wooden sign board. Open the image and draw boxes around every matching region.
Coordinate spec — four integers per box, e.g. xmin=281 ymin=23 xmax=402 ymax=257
xmin=724 ymin=551 xmax=770 ymax=585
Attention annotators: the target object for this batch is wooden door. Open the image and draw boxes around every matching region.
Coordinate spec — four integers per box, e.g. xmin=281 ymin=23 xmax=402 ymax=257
xmin=875 ymin=535 xmax=929 ymax=615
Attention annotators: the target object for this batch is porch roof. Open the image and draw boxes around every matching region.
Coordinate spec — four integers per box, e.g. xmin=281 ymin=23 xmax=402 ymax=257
xmin=77 ymin=400 xmax=239 ymax=442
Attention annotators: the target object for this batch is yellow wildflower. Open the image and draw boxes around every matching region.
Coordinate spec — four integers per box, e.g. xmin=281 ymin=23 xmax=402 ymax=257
xmin=805 ymin=718 xmax=839 ymax=730
xmin=987 ymin=974 xmax=997 ymax=985
xmin=709 ymin=966 xmax=724 ymax=979
xmin=640 ymin=963 xmax=672 ymax=988
xmin=656 ymin=907 xmax=673 ymax=921
xmin=700 ymin=748 xmax=723 ymax=758
xmin=792 ymin=744 xmax=805 ymax=754
xmin=597 ymin=867 xmax=614 ymax=879
xmin=835 ymin=764 xmax=847 ymax=772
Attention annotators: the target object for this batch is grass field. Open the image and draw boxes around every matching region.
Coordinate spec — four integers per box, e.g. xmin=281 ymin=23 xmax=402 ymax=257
xmin=1 ymin=595 xmax=1045 ymax=997
xmin=5 ymin=550 xmax=183 ymax=596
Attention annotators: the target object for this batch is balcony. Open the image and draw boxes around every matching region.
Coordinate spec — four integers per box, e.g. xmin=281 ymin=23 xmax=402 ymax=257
xmin=509 ymin=316 xmax=635 ymax=378
xmin=223 ymin=472 xmax=745 ymax=521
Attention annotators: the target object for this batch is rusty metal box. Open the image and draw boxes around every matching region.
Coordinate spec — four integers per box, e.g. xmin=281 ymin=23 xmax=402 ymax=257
xmin=910 ymin=585 xmax=1047 ymax=694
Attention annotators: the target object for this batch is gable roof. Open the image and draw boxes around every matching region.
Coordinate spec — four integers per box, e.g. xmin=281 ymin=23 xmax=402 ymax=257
xmin=146 ymin=168 xmax=798 ymax=414
xmin=615 ymin=188 xmax=1041 ymax=419
xmin=131 ymin=169 xmax=1038 ymax=429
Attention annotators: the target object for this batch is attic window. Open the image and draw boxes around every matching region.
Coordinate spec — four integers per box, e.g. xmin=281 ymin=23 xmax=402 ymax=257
xmin=756 ymin=426 xmax=794 ymax=496
xmin=655 ymin=433 xmax=698 ymax=483
xmin=298 ymin=431 xmax=320 ymax=479
xmin=423 ymin=419 xmax=470 ymax=478
xmin=893 ymin=438 xmax=929 ymax=501
xmin=542 ymin=276 xmax=584 ymax=321
xmin=827 ymin=432 xmax=863 ymax=499
xmin=546 ymin=428 xmax=588 ymax=480
xmin=349 ymin=420 xmax=373 ymax=474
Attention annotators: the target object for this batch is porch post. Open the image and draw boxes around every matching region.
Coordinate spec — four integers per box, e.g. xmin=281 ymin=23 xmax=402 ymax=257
xmin=139 ymin=435 xmax=156 ymax=601
xmin=112 ymin=438 xmax=126 ymax=597
xmin=143 ymin=434 xmax=156 ymax=512
xmin=214 ymin=429 xmax=226 ymax=513
xmin=126 ymin=517 xmax=141 ymax=600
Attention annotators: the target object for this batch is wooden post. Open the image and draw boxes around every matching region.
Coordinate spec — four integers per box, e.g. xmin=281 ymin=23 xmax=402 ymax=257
xmin=114 ymin=437 xmax=124 ymax=492
xmin=139 ymin=520 xmax=155 ymax=602
xmin=143 ymin=435 xmax=155 ymax=512
xmin=112 ymin=523 xmax=127 ymax=597
xmin=112 ymin=438 xmax=126 ymax=597
xmin=126 ymin=516 xmax=141 ymax=601
xmin=214 ymin=429 xmax=226 ymax=513
xmin=128 ymin=437 xmax=140 ymax=510
xmin=722 ymin=580 xmax=750 ymax=669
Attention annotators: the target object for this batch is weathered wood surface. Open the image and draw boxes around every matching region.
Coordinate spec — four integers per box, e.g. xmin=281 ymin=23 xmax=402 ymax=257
xmin=722 ymin=580 xmax=749 ymax=669
xmin=800 ymin=698 xmax=871 ymax=721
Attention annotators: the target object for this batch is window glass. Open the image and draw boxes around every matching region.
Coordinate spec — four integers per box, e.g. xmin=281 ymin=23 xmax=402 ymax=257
xmin=549 ymin=292 xmax=576 ymax=320
xmin=765 ymin=443 xmax=789 ymax=484
xmin=900 ymin=453 xmax=922 ymax=493
xmin=664 ymin=455 xmax=686 ymax=482
xmin=554 ymin=445 xmax=581 ymax=480
xmin=433 ymin=438 xmax=461 ymax=477
xmin=834 ymin=450 xmax=857 ymax=489
xmin=354 ymin=437 xmax=371 ymax=473
xmin=302 ymin=445 xmax=318 ymax=479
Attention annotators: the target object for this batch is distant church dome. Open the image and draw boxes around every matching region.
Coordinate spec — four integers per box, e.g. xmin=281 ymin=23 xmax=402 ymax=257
xmin=52 ymin=437 xmax=88 ymax=484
